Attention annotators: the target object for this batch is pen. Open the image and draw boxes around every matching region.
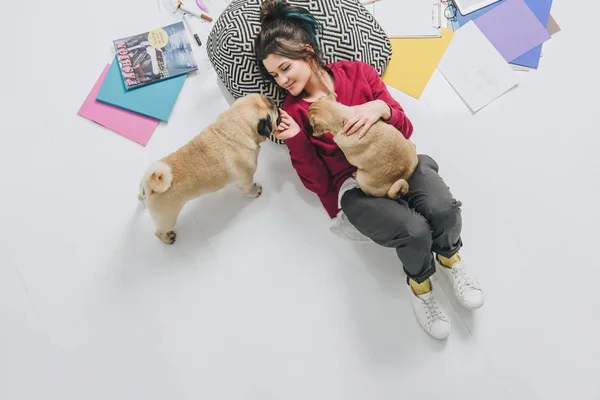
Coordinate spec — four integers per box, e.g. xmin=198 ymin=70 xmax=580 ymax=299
xmin=182 ymin=13 xmax=203 ymax=46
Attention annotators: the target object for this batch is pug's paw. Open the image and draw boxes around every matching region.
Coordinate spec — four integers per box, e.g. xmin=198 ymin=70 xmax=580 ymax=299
xmin=156 ymin=230 xmax=177 ymax=245
xmin=244 ymin=183 xmax=263 ymax=198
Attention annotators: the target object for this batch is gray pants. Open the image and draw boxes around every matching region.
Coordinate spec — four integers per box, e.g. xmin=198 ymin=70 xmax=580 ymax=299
xmin=341 ymin=155 xmax=462 ymax=283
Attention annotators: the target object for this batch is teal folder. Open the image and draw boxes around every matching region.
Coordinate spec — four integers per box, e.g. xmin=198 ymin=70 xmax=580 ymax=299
xmin=96 ymin=57 xmax=187 ymax=122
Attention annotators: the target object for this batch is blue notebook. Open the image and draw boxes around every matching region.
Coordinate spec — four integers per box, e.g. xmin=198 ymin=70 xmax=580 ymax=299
xmin=96 ymin=57 xmax=187 ymax=122
xmin=453 ymin=0 xmax=553 ymax=69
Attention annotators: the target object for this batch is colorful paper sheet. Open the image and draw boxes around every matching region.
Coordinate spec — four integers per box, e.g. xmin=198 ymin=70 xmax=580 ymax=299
xmin=78 ymin=65 xmax=160 ymax=146
xmin=473 ymin=0 xmax=551 ymax=63
xmin=438 ymin=22 xmax=518 ymax=112
xmin=547 ymin=14 xmax=561 ymax=35
xmin=382 ymin=28 xmax=454 ymax=99
xmin=454 ymin=0 xmax=553 ymax=68
xmin=96 ymin=57 xmax=187 ymax=122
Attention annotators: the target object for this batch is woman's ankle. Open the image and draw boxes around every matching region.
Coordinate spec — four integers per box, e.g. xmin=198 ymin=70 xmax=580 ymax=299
xmin=409 ymin=278 xmax=431 ymax=295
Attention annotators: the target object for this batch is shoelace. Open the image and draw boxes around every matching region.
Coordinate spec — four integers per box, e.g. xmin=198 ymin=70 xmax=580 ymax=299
xmin=422 ymin=296 xmax=445 ymax=325
xmin=451 ymin=265 xmax=478 ymax=295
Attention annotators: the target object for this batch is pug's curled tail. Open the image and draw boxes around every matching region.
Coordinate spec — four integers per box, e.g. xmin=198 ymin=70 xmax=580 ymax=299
xmin=145 ymin=161 xmax=173 ymax=194
xmin=387 ymin=179 xmax=409 ymax=199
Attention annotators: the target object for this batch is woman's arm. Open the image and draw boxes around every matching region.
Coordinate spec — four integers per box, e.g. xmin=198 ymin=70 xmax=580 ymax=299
xmin=342 ymin=63 xmax=414 ymax=139
xmin=363 ymin=63 xmax=413 ymax=139
xmin=278 ymin=108 xmax=334 ymax=197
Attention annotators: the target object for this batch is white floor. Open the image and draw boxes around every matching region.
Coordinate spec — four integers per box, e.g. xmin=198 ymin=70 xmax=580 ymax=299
xmin=1 ymin=0 xmax=599 ymax=399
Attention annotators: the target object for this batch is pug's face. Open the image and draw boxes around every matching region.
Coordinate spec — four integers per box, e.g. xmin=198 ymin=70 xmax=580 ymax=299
xmin=232 ymin=94 xmax=281 ymax=142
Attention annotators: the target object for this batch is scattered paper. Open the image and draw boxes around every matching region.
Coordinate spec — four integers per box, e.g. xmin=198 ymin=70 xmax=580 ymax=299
xmin=96 ymin=58 xmax=187 ymax=122
xmin=547 ymin=14 xmax=561 ymax=35
xmin=473 ymin=0 xmax=551 ymax=62
xmin=511 ymin=65 xmax=530 ymax=72
xmin=454 ymin=0 xmax=553 ymax=68
xmin=437 ymin=21 xmax=518 ymax=112
xmin=383 ymin=29 xmax=454 ymax=99
xmin=372 ymin=0 xmax=441 ymax=38
xmin=78 ymin=65 xmax=160 ymax=146
xmin=453 ymin=0 xmax=501 ymax=15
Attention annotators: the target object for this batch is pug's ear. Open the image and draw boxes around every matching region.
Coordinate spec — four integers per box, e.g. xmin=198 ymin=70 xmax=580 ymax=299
xmin=311 ymin=118 xmax=326 ymax=137
xmin=257 ymin=114 xmax=273 ymax=137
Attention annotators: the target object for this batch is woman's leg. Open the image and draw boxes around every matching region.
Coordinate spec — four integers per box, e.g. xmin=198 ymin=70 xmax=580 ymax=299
xmin=340 ymin=154 xmax=463 ymax=281
xmin=341 ymin=187 xmax=451 ymax=339
xmin=404 ymin=154 xmax=484 ymax=309
xmin=403 ymin=154 xmax=463 ymax=259
xmin=341 ymin=188 xmax=436 ymax=284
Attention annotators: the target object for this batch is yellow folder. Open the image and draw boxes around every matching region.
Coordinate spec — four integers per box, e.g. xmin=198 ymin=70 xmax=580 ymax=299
xmin=382 ymin=28 xmax=454 ymax=99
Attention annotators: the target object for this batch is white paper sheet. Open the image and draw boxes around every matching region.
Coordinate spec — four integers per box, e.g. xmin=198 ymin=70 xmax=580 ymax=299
xmin=453 ymin=0 xmax=502 ymax=15
xmin=371 ymin=0 xmax=442 ymax=38
xmin=437 ymin=21 xmax=518 ymax=112
xmin=511 ymin=64 xmax=530 ymax=72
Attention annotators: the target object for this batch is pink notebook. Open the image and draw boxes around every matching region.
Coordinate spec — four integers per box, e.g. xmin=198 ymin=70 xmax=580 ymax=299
xmin=77 ymin=64 xmax=160 ymax=146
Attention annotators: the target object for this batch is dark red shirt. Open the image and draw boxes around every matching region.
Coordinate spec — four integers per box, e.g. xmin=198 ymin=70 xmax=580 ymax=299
xmin=282 ymin=60 xmax=414 ymax=218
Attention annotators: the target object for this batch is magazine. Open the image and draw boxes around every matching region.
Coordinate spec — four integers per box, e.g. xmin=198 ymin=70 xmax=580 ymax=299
xmin=113 ymin=22 xmax=198 ymax=90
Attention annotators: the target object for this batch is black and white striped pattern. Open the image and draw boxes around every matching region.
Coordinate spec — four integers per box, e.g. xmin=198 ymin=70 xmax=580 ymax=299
xmin=206 ymin=0 xmax=392 ymax=144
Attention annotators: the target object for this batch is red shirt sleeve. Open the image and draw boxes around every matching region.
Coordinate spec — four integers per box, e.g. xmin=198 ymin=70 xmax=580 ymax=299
xmin=361 ymin=62 xmax=414 ymax=139
xmin=281 ymin=100 xmax=332 ymax=195
xmin=282 ymin=101 xmax=340 ymax=218
xmin=284 ymin=131 xmax=333 ymax=196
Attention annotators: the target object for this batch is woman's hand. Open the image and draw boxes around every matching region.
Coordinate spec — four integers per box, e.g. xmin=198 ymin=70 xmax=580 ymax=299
xmin=342 ymin=100 xmax=391 ymax=139
xmin=276 ymin=109 xmax=301 ymax=140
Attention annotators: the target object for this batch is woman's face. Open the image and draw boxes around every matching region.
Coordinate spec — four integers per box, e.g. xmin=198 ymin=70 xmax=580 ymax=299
xmin=263 ymin=53 xmax=313 ymax=97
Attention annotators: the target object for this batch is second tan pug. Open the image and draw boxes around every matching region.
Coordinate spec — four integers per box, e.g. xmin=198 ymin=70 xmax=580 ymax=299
xmin=308 ymin=92 xmax=418 ymax=198
xmin=138 ymin=94 xmax=280 ymax=244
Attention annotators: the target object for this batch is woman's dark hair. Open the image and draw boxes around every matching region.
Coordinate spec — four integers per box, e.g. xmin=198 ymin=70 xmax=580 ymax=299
xmin=254 ymin=0 xmax=325 ymax=82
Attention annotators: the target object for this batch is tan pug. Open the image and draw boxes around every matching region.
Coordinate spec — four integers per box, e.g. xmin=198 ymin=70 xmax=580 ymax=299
xmin=138 ymin=94 xmax=280 ymax=244
xmin=308 ymin=92 xmax=418 ymax=198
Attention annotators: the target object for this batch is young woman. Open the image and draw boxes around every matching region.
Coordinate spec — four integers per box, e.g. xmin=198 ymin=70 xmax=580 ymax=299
xmin=255 ymin=0 xmax=484 ymax=339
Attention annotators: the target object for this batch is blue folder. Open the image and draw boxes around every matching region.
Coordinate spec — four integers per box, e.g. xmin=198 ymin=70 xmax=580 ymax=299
xmin=453 ymin=0 xmax=553 ymax=69
xmin=96 ymin=57 xmax=187 ymax=122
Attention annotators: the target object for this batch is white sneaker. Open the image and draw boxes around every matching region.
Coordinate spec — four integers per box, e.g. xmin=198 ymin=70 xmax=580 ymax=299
xmin=330 ymin=210 xmax=373 ymax=242
xmin=407 ymin=281 xmax=451 ymax=340
xmin=436 ymin=257 xmax=485 ymax=310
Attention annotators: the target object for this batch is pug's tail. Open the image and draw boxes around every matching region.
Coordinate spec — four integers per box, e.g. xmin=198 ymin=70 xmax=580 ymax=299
xmin=387 ymin=179 xmax=409 ymax=199
xmin=145 ymin=161 xmax=173 ymax=194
